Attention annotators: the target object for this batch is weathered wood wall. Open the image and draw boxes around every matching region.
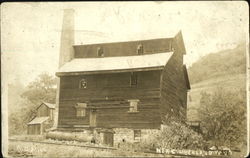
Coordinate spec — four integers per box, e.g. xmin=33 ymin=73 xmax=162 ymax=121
xmin=58 ymin=70 xmax=162 ymax=129
xmin=27 ymin=124 xmax=41 ymax=135
xmin=160 ymin=33 xmax=188 ymax=122
xmin=37 ymin=104 xmax=49 ymax=117
xmin=37 ymin=104 xmax=54 ymax=120
xmin=74 ymin=38 xmax=172 ymax=58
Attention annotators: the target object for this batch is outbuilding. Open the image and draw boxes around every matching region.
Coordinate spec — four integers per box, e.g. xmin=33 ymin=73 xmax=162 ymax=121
xmin=27 ymin=102 xmax=55 ymax=135
xmin=27 ymin=117 xmax=49 ymax=135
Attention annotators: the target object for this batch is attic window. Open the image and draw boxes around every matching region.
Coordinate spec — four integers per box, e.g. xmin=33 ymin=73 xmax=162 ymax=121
xmin=79 ymin=79 xmax=87 ymax=89
xmin=75 ymin=103 xmax=87 ymax=117
xmin=130 ymin=72 xmax=137 ymax=86
xmin=128 ymin=99 xmax=139 ymax=113
xmin=97 ymin=47 xmax=104 ymax=57
xmin=137 ymin=44 xmax=144 ymax=55
xmin=169 ymin=41 xmax=174 ymax=51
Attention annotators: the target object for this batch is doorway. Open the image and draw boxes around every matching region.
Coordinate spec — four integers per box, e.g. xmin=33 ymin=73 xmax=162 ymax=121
xmin=89 ymin=109 xmax=97 ymax=127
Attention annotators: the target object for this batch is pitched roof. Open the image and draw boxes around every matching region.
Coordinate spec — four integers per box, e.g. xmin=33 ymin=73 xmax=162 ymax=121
xmin=43 ymin=102 xmax=55 ymax=109
xmin=56 ymin=52 xmax=173 ymax=76
xmin=36 ymin=102 xmax=55 ymax=110
xmin=27 ymin=117 xmax=49 ymax=125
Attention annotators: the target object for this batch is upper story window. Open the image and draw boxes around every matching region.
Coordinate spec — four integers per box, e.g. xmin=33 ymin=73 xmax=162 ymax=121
xmin=130 ymin=72 xmax=137 ymax=86
xmin=97 ymin=47 xmax=104 ymax=57
xmin=137 ymin=44 xmax=144 ymax=55
xmin=169 ymin=41 xmax=175 ymax=51
xmin=79 ymin=79 xmax=87 ymax=89
xmin=128 ymin=99 xmax=139 ymax=113
xmin=75 ymin=103 xmax=87 ymax=117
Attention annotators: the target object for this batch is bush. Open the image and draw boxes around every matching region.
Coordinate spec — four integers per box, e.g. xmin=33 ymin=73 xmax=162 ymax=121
xmin=136 ymin=117 xmax=206 ymax=151
xmin=156 ymin=122 xmax=206 ymax=150
xmin=198 ymin=87 xmax=247 ymax=149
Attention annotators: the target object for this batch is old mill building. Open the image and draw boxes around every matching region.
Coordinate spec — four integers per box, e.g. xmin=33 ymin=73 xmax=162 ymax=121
xmin=55 ymin=9 xmax=190 ymax=144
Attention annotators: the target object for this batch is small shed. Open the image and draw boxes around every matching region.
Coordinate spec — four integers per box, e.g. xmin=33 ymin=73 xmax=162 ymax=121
xmin=27 ymin=117 xmax=49 ymax=135
xmin=36 ymin=102 xmax=55 ymax=120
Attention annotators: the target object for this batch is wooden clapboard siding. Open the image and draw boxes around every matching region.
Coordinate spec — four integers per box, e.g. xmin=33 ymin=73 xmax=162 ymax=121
xmin=27 ymin=124 xmax=41 ymax=135
xmin=60 ymin=71 xmax=161 ymax=89
xmin=37 ymin=104 xmax=49 ymax=117
xmin=58 ymin=98 xmax=161 ymax=128
xmin=96 ymin=99 xmax=161 ymax=128
xmin=58 ymin=70 xmax=162 ymax=128
xmin=57 ymin=32 xmax=189 ymax=130
xmin=160 ymin=36 xmax=188 ymax=122
xmin=74 ymin=38 xmax=173 ymax=58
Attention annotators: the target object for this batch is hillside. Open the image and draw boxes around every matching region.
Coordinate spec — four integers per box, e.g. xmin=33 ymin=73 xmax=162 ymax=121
xmin=187 ymin=43 xmax=247 ymax=121
xmin=188 ymin=43 xmax=246 ymax=85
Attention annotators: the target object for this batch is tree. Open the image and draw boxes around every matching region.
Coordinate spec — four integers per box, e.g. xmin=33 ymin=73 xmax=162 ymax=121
xmin=9 ymin=98 xmax=35 ymax=135
xmin=198 ymin=87 xmax=247 ymax=148
xmin=9 ymin=73 xmax=57 ymax=135
xmin=21 ymin=73 xmax=57 ymax=105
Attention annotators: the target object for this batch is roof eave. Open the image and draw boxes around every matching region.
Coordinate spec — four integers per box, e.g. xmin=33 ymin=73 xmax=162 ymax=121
xmin=56 ymin=66 xmax=164 ymax=77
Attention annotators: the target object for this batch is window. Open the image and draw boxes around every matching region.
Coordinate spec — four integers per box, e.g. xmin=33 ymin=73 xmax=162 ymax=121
xmin=97 ymin=47 xmax=104 ymax=57
xmin=128 ymin=99 xmax=139 ymax=112
xmin=134 ymin=130 xmax=141 ymax=141
xmin=75 ymin=103 xmax=87 ymax=117
xmin=169 ymin=41 xmax=175 ymax=51
xmin=137 ymin=44 xmax=144 ymax=55
xmin=130 ymin=72 xmax=137 ymax=86
xmin=79 ymin=79 xmax=87 ymax=89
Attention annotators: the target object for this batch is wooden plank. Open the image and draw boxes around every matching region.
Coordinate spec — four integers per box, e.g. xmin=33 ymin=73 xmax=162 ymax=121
xmin=58 ymin=70 xmax=162 ymax=129
xmin=56 ymin=67 xmax=164 ymax=76
xmin=160 ymin=49 xmax=188 ymax=121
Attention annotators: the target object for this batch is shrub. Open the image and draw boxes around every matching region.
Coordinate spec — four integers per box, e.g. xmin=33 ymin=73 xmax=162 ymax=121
xmin=138 ymin=117 xmax=206 ymax=151
xmin=198 ymin=87 xmax=247 ymax=149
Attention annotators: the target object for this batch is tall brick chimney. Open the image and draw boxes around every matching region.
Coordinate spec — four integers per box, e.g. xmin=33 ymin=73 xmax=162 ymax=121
xmin=54 ymin=9 xmax=75 ymax=128
xmin=59 ymin=9 xmax=75 ymax=67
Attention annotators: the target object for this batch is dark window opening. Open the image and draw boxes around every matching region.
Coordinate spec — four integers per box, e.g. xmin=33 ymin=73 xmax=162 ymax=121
xmin=97 ymin=47 xmax=104 ymax=57
xmin=134 ymin=130 xmax=141 ymax=140
xmin=79 ymin=79 xmax=87 ymax=89
xmin=130 ymin=72 xmax=137 ymax=86
xmin=137 ymin=44 xmax=144 ymax=55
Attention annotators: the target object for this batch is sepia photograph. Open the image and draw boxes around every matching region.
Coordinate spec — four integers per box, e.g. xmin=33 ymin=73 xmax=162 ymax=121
xmin=1 ymin=1 xmax=249 ymax=157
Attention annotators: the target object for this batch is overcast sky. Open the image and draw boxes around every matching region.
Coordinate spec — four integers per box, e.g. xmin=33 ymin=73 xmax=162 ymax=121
xmin=1 ymin=1 xmax=248 ymax=86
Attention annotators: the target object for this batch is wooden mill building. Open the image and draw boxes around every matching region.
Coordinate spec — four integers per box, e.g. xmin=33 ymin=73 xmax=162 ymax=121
xmin=55 ymin=9 xmax=190 ymax=143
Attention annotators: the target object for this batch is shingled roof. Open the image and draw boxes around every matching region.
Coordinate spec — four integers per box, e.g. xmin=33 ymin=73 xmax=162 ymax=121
xmin=36 ymin=102 xmax=55 ymax=110
xmin=56 ymin=52 xmax=173 ymax=76
xmin=27 ymin=117 xmax=49 ymax=125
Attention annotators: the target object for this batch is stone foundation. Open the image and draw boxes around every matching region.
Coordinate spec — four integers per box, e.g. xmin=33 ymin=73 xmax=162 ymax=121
xmin=113 ymin=128 xmax=160 ymax=146
xmin=53 ymin=127 xmax=161 ymax=147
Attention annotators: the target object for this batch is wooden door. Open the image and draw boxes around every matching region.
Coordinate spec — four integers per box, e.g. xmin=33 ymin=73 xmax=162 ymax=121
xmin=89 ymin=110 xmax=97 ymax=127
xmin=104 ymin=132 xmax=114 ymax=147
